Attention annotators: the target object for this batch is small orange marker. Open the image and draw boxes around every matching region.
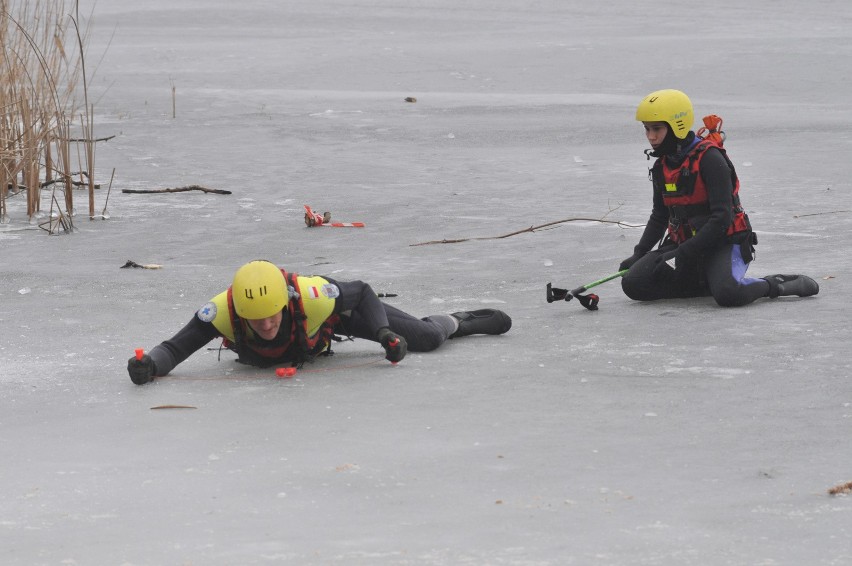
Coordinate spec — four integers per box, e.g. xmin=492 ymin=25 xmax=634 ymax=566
xmin=276 ymin=367 xmax=296 ymax=378
xmin=135 ymin=348 xmax=144 ymax=361
xmin=388 ymin=338 xmax=400 ymax=365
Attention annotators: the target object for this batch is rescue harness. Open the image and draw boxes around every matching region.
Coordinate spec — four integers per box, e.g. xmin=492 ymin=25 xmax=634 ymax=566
xmin=650 ymin=114 xmax=752 ymax=244
xmin=222 ymin=270 xmax=341 ymax=367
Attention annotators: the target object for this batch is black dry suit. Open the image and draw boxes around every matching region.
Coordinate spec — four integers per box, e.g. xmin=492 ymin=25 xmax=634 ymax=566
xmin=621 ymin=130 xmax=771 ymax=306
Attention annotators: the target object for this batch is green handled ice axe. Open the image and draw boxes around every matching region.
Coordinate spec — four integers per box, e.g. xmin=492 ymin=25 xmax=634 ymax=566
xmin=546 ymin=269 xmax=628 ymax=311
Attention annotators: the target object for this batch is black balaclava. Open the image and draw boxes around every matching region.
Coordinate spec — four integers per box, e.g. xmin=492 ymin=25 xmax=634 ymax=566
xmin=647 ymin=124 xmax=678 ymax=157
xmin=647 ymin=125 xmax=696 ymax=163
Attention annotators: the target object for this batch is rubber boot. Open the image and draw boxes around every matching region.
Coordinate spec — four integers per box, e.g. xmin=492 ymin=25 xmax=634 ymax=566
xmin=449 ymin=309 xmax=512 ymax=338
xmin=763 ymin=274 xmax=820 ymax=298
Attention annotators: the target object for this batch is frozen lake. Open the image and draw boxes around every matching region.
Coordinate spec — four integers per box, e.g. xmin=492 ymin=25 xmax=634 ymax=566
xmin=1 ymin=1 xmax=851 ymax=564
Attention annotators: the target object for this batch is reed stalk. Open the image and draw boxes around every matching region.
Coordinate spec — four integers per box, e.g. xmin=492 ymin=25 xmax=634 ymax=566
xmin=1 ymin=0 xmax=98 ymax=233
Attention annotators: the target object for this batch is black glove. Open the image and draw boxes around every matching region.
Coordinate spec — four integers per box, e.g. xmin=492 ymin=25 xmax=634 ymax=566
xmin=619 ymin=252 xmax=644 ymax=271
xmin=652 ymin=249 xmax=680 ymax=278
xmin=377 ymin=328 xmax=407 ymax=363
xmin=127 ymin=354 xmax=156 ymax=385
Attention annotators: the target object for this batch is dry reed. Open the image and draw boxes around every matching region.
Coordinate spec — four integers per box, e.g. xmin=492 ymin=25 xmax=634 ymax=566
xmin=1 ymin=0 xmax=100 ymax=233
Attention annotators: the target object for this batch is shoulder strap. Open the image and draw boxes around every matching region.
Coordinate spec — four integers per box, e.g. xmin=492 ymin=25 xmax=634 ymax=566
xmin=225 ymin=286 xmax=246 ymax=351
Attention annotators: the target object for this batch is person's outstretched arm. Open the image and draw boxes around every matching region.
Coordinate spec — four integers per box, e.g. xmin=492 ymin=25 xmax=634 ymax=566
xmin=331 ymin=279 xmax=390 ymax=334
xmin=128 ymin=316 xmax=220 ymax=384
xmin=149 ymin=316 xmax=221 ymax=376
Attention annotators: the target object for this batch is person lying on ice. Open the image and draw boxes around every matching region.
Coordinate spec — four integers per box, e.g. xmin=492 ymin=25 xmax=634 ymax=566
xmin=618 ymin=89 xmax=819 ymax=306
xmin=127 ymin=260 xmax=512 ymax=384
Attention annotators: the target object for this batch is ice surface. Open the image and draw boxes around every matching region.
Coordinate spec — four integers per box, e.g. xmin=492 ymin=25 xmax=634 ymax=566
xmin=1 ymin=1 xmax=851 ymax=565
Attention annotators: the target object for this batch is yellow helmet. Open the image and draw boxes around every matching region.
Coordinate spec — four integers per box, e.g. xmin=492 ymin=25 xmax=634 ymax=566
xmin=635 ymin=89 xmax=693 ymax=139
xmin=231 ymin=260 xmax=288 ymax=319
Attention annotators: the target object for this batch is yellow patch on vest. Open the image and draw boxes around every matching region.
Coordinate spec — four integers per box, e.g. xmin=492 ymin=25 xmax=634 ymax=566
xmin=209 ymin=291 xmax=236 ymax=341
xmin=295 ymin=275 xmax=336 ymax=337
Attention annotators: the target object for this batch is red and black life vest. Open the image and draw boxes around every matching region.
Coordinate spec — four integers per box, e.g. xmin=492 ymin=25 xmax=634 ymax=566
xmin=652 ymin=138 xmax=752 ymax=244
xmin=223 ymin=270 xmax=340 ymax=367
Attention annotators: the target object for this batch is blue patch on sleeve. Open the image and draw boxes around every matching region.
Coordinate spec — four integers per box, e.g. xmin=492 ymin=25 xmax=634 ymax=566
xmin=196 ymin=301 xmax=217 ymax=323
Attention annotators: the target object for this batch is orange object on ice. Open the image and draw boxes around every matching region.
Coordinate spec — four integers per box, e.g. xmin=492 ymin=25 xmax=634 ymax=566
xmin=304 ymin=205 xmax=329 ymax=226
xmin=304 ymin=204 xmax=364 ymax=228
